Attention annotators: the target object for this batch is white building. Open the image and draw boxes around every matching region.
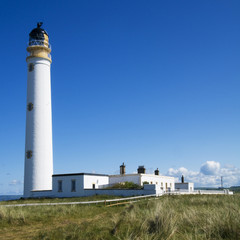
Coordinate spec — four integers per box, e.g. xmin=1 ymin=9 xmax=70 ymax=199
xmin=109 ymin=174 xmax=175 ymax=191
xmin=175 ymin=182 xmax=194 ymax=192
xmin=51 ymin=173 xmax=109 ymax=198
xmin=175 ymin=175 xmax=194 ymax=192
xmin=109 ymin=165 xmax=174 ymax=191
xmin=29 ymin=169 xmax=175 ymax=198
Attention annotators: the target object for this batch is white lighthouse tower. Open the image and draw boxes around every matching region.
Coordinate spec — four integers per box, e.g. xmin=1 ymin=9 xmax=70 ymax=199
xmin=24 ymin=23 xmax=53 ymax=198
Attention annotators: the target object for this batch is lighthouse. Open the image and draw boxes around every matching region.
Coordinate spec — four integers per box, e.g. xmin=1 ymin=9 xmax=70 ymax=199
xmin=24 ymin=23 xmax=53 ymax=198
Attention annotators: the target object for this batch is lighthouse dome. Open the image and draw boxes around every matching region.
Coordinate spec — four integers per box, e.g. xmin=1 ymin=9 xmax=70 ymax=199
xmin=29 ymin=22 xmax=48 ymax=40
xmin=28 ymin=22 xmax=50 ymax=49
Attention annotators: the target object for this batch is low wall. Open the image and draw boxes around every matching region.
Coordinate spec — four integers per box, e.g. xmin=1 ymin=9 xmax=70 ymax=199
xmin=30 ymin=190 xmax=54 ymax=198
xmin=30 ymin=185 xmax=164 ymax=198
xmin=168 ymin=190 xmax=233 ymax=195
xmin=83 ymin=188 xmax=156 ymax=197
xmin=29 ymin=188 xmax=233 ymax=198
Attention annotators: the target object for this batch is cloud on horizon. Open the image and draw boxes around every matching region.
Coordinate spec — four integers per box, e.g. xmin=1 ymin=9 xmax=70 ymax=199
xmin=167 ymin=161 xmax=240 ymax=187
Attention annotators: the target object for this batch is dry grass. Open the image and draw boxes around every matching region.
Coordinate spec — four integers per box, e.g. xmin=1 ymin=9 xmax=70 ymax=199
xmin=0 ymin=194 xmax=239 ymax=240
xmin=0 ymin=194 xmax=120 ymax=205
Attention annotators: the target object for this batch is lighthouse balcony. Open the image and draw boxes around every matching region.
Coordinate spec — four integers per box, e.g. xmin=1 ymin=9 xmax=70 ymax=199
xmin=28 ymin=40 xmax=51 ymax=49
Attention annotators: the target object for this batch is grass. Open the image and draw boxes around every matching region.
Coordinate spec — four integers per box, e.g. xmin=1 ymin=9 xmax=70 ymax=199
xmin=0 ymin=194 xmax=121 ymax=205
xmin=0 ymin=194 xmax=239 ymax=239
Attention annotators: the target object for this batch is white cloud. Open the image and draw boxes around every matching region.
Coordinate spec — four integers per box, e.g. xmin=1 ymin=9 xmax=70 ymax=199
xmin=168 ymin=167 xmax=189 ymax=176
xmin=200 ymin=161 xmax=220 ymax=175
xmin=167 ymin=161 xmax=240 ymax=187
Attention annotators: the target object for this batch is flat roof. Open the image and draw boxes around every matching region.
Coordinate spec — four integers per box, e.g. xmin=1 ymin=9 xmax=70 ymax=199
xmin=52 ymin=173 xmax=109 ymax=177
xmin=109 ymin=173 xmax=174 ymax=178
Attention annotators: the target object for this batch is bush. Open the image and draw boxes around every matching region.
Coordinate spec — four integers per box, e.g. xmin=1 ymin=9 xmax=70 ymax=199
xmin=108 ymin=181 xmax=142 ymax=189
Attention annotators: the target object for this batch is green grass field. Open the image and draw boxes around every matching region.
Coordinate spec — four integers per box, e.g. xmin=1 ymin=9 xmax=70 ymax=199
xmin=0 ymin=194 xmax=239 ymax=240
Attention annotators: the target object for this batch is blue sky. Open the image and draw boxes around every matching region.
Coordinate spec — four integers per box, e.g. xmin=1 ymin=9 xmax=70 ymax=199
xmin=0 ymin=0 xmax=240 ymax=194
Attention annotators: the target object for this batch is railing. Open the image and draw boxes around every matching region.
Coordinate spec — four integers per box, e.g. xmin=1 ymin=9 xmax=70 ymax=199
xmin=0 ymin=194 xmax=157 ymax=208
xmin=165 ymin=189 xmax=233 ymax=195
xmin=0 ymin=190 xmax=233 ymax=208
xmin=27 ymin=40 xmax=51 ymax=49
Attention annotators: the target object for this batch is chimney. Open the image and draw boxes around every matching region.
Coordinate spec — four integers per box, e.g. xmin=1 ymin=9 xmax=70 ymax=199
xmin=181 ymin=175 xmax=184 ymax=183
xmin=120 ymin=163 xmax=125 ymax=175
xmin=137 ymin=166 xmax=146 ymax=174
xmin=154 ymin=168 xmax=159 ymax=175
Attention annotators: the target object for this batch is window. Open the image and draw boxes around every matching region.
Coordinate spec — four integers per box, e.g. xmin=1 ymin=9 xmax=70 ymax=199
xmin=165 ymin=183 xmax=168 ymax=190
xmin=156 ymin=182 xmax=158 ymax=185
xmin=26 ymin=150 xmax=32 ymax=159
xmin=71 ymin=180 xmax=76 ymax=192
xmin=92 ymin=184 xmax=95 ymax=189
xmin=27 ymin=103 xmax=33 ymax=111
xmin=150 ymin=181 xmax=153 ymax=184
xmin=28 ymin=63 xmax=34 ymax=72
xmin=58 ymin=180 xmax=62 ymax=192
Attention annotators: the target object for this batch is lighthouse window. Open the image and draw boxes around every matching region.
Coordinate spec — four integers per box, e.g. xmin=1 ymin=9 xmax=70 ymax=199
xmin=28 ymin=63 xmax=34 ymax=72
xmin=71 ymin=180 xmax=76 ymax=192
xmin=27 ymin=103 xmax=33 ymax=111
xmin=26 ymin=150 xmax=32 ymax=159
xmin=58 ymin=180 xmax=62 ymax=192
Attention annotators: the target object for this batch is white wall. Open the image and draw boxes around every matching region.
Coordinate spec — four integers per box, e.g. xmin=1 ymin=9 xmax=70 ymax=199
xmin=83 ymin=184 xmax=164 ymax=197
xmin=175 ymin=182 xmax=194 ymax=192
xmin=140 ymin=175 xmax=175 ymax=191
xmin=52 ymin=175 xmax=84 ymax=198
xmin=189 ymin=183 xmax=194 ymax=191
xmin=50 ymin=174 xmax=109 ymax=198
xmin=109 ymin=174 xmax=175 ymax=191
xmin=30 ymin=190 xmax=53 ymax=198
xmin=31 ymin=186 xmax=163 ymax=198
xmin=83 ymin=175 xmax=109 ymax=189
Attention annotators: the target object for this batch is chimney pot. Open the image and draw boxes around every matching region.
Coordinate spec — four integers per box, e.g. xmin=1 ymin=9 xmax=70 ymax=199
xmin=120 ymin=162 xmax=126 ymax=175
xmin=154 ymin=168 xmax=159 ymax=175
xmin=137 ymin=165 xmax=146 ymax=174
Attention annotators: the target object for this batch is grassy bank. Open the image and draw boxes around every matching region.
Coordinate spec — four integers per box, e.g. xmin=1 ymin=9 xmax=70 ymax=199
xmin=0 ymin=194 xmax=239 ymax=239
xmin=0 ymin=194 xmax=122 ymax=205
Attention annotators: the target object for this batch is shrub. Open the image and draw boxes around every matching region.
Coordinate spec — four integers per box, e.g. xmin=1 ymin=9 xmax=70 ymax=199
xmin=108 ymin=181 xmax=142 ymax=189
